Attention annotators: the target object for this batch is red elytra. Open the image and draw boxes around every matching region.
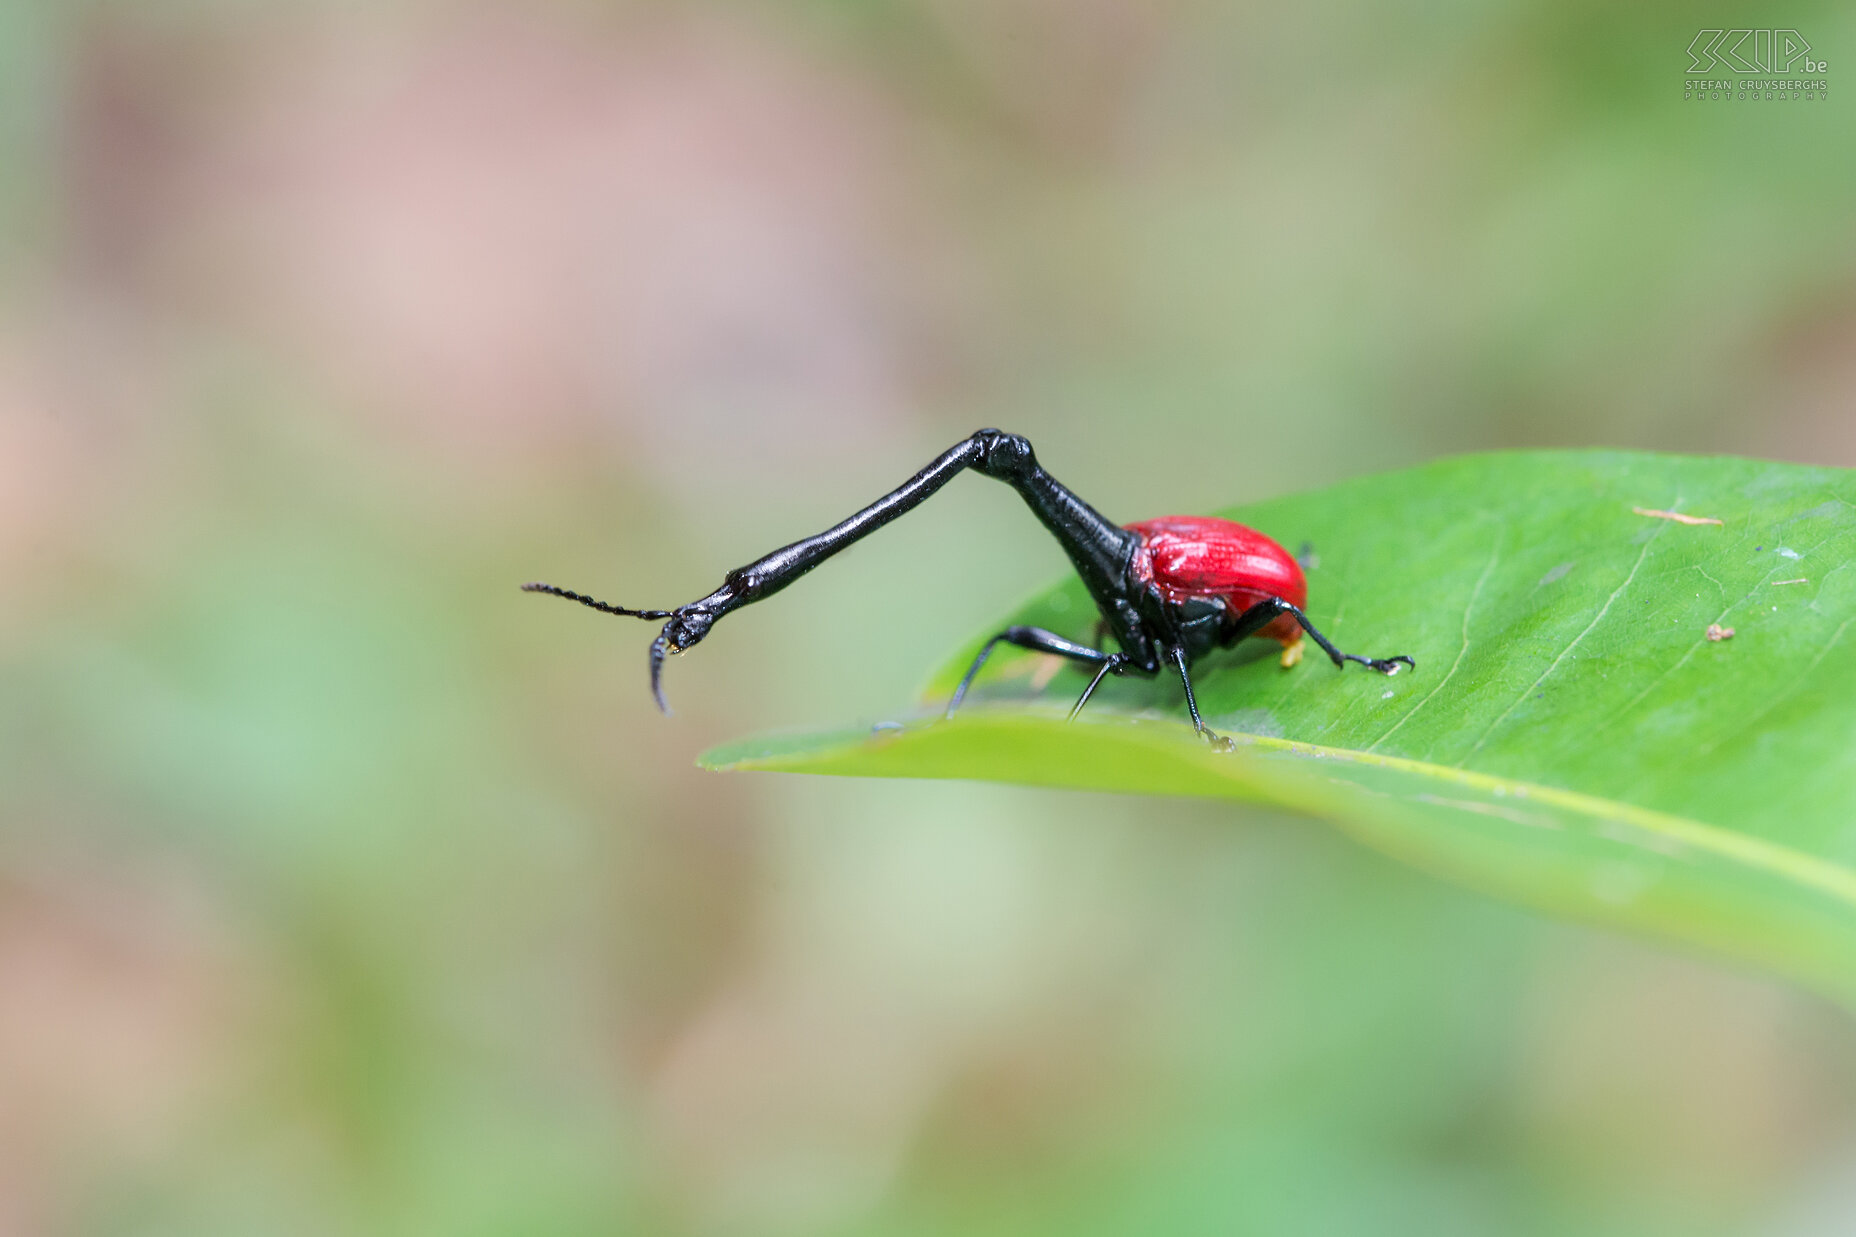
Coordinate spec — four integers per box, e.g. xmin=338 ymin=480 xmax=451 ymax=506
xmin=1125 ymin=516 xmax=1307 ymax=651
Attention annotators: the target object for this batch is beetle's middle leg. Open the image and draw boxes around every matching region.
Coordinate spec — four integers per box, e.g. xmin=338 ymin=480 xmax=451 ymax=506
xmin=1168 ymin=646 xmax=1238 ymax=749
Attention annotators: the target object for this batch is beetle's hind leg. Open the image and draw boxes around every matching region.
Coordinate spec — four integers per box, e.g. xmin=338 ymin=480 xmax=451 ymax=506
xmin=1228 ymin=597 xmax=1414 ymax=674
xmin=946 ymin=626 xmax=1128 ymax=720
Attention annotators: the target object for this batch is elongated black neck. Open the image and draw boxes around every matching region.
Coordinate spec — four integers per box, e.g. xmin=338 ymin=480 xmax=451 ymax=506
xmin=594 ymin=430 xmax=1145 ymax=710
xmin=687 ymin=438 xmax=983 ymax=619
xmin=980 ymin=449 xmax=1137 ymax=612
xmin=692 ymin=430 xmax=1137 ymax=617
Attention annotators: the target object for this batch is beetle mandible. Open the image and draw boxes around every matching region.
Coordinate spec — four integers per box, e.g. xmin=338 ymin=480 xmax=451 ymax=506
xmin=524 ymin=429 xmax=1413 ymax=745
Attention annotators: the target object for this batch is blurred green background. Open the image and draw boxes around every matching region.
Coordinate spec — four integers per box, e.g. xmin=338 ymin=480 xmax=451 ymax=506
xmin=3 ymin=1 xmax=1855 ymax=1233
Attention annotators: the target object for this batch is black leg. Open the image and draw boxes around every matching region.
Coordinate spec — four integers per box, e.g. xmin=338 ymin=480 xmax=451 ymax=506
xmin=947 ymin=625 xmax=1123 ymax=719
xmin=526 ymin=430 xmax=1150 ymax=712
xmin=1069 ymin=656 xmax=1126 ymax=720
xmin=1170 ymin=646 xmax=1205 ymax=732
xmin=1170 ymin=645 xmax=1234 ymax=748
xmin=1227 ymin=597 xmax=1414 ymax=674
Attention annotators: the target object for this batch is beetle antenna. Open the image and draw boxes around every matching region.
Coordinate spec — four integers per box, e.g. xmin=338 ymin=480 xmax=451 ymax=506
xmin=521 ymin=582 xmax=674 ymax=621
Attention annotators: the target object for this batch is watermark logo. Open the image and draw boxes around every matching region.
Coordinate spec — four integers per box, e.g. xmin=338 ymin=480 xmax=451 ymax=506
xmin=1685 ymin=29 xmax=1828 ymax=100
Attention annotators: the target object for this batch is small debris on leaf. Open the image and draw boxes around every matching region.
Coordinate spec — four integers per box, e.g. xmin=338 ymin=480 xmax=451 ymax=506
xmin=1706 ymin=623 xmax=1734 ymax=642
xmin=1773 ymin=577 xmax=1809 ymax=586
xmin=1632 ymin=506 xmax=1723 ymax=526
xmin=1296 ymin=540 xmax=1320 ymax=570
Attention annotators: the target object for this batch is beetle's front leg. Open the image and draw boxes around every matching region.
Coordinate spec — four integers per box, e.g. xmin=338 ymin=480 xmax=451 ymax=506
xmin=945 ymin=625 xmax=1128 ymax=720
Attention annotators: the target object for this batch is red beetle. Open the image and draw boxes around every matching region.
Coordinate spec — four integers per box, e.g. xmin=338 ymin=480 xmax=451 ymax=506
xmin=524 ymin=430 xmax=1412 ymax=744
xmin=1126 ymin=516 xmax=1309 ymax=663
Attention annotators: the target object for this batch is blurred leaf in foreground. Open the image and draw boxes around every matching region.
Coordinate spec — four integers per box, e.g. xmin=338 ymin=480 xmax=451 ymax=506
xmin=705 ymin=452 xmax=1856 ymax=1004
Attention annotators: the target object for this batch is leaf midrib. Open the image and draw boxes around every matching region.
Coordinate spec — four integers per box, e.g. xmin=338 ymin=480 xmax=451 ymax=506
xmin=710 ymin=722 xmax=1856 ymax=913
xmin=1222 ymin=731 xmax=1856 ymax=909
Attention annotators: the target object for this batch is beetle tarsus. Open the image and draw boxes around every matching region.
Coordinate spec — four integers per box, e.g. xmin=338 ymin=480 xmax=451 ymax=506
xmin=1341 ymin=652 xmax=1415 ymax=675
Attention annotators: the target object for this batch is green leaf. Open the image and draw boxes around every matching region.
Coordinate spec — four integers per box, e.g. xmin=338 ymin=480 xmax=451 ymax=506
xmin=703 ymin=451 xmax=1856 ymax=1003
